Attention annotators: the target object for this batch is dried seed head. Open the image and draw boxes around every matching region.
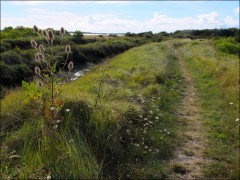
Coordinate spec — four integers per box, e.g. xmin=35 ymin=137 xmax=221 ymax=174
xmin=39 ymin=44 xmax=45 ymax=52
xmin=60 ymin=27 xmax=65 ymax=36
xmin=31 ymin=40 xmax=37 ymax=48
xmin=35 ymin=66 xmax=41 ymax=75
xmin=33 ymin=25 xmax=38 ymax=33
xmin=38 ymin=53 xmax=45 ymax=60
xmin=65 ymin=45 xmax=71 ymax=54
xmin=68 ymin=61 xmax=73 ymax=70
xmin=42 ymin=30 xmax=48 ymax=38
xmin=35 ymin=53 xmax=39 ymax=61
xmin=37 ymin=81 xmax=44 ymax=88
xmin=47 ymin=30 xmax=54 ymax=40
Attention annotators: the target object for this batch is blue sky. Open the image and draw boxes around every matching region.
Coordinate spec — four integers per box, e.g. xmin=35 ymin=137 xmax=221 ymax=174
xmin=1 ymin=1 xmax=239 ymax=33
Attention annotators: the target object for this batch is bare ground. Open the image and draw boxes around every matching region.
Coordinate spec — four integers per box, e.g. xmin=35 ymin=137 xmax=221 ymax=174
xmin=167 ymin=59 xmax=210 ymax=179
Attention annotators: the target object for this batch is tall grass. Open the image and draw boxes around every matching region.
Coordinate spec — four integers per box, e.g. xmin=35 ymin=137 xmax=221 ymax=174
xmin=1 ymin=41 xmax=184 ymax=179
xmin=179 ymin=38 xmax=239 ymax=179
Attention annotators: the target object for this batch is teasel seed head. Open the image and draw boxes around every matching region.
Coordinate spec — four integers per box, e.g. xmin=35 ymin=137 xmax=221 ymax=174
xmin=68 ymin=61 xmax=73 ymax=70
xmin=37 ymin=81 xmax=44 ymax=88
xmin=35 ymin=53 xmax=39 ymax=61
xmin=38 ymin=52 xmax=45 ymax=61
xmin=39 ymin=44 xmax=45 ymax=52
xmin=35 ymin=66 xmax=41 ymax=75
xmin=47 ymin=30 xmax=54 ymax=41
xmin=33 ymin=25 xmax=39 ymax=33
xmin=42 ymin=30 xmax=48 ymax=38
xmin=60 ymin=27 xmax=65 ymax=36
xmin=65 ymin=45 xmax=71 ymax=54
xmin=31 ymin=40 xmax=38 ymax=48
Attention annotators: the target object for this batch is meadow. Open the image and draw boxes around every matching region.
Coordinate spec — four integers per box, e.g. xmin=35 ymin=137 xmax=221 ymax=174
xmin=0 ymin=27 xmax=239 ymax=179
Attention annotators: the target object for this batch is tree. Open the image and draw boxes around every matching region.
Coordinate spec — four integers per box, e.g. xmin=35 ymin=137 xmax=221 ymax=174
xmin=72 ymin=30 xmax=84 ymax=43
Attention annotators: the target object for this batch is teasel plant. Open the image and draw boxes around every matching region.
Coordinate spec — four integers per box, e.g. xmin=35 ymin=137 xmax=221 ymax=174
xmin=31 ymin=25 xmax=73 ymax=129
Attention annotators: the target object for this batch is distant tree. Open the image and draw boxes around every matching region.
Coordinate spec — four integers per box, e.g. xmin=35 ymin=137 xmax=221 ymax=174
xmin=72 ymin=30 xmax=84 ymax=43
xmin=125 ymin=32 xmax=135 ymax=37
xmin=3 ymin=26 xmax=13 ymax=31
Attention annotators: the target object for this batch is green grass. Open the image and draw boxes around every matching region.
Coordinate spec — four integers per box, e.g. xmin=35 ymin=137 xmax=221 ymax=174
xmin=1 ymin=41 xmax=184 ymax=179
xmin=1 ymin=38 xmax=238 ymax=179
xmin=177 ymin=38 xmax=239 ymax=179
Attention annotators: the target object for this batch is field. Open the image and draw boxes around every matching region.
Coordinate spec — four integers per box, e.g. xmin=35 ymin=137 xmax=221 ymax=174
xmin=0 ymin=37 xmax=239 ymax=179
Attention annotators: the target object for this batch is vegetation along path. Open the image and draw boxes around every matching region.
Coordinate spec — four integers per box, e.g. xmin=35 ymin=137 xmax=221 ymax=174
xmin=168 ymin=56 xmax=209 ymax=179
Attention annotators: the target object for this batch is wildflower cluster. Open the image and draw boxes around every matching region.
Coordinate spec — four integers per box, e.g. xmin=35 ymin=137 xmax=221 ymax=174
xmin=29 ymin=25 xmax=73 ymax=129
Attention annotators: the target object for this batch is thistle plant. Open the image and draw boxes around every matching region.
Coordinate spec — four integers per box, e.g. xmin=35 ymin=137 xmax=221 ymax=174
xmin=27 ymin=25 xmax=73 ymax=129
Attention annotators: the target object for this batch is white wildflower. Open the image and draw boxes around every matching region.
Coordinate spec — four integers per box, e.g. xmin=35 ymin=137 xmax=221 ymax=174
xmin=50 ymin=107 xmax=55 ymax=111
xmin=236 ymin=118 xmax=239 ymax=122
xmin=47 ymin=175 xmax=51 ymax=180
xmin=229 ymin=102 xmax=233 ymax=105
xmin=155 ymin=116 xmax=159 ymax=120
xmin=66 ymin=109 xmax=70 ymax=112
xmin=53 ymin=124 xmax=58 ymax=129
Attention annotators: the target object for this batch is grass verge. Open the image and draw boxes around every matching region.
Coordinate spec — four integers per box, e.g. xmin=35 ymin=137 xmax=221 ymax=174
xmin=179 ymin=38 xmax=239 ymax=179
xmin=1 ymin=41 xmax=184 ymax=179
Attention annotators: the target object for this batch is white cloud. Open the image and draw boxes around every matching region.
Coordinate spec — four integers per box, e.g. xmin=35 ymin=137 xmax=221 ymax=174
xmin=1 ymin=10 xmax=239 ymax=33
xmin=234 ymin=7 xmax=239 ymax=15
xmin=11 ymin=1 xmax=91 ymax=6
xmin=96 ymin=1 xmax=129 ymax=4
xmin=224 ymin=16 xmax=239 ymax=26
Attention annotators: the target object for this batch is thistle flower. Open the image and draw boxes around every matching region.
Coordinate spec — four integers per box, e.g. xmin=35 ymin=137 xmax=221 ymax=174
xmin=39 ymin=44 xmax=45 ymax=52
xmin=68 ymin=61 xmax=73 ymax=70
xmin=42 ymin=30 xmax=48 ymax=38
xmin=65 ymin=45 xmax=71 ymax=54
xmin=35 ymin=66 xmax=41 ymax=75
xmin=37 ymin=81 xmax=44 ymax=88
xmin=60 ymin=27 xmax=65 ymax=36
xmin=31 ymin=40 xmax=37 ymax=48
xmin=47 ymin=30 xmax=54 ymax=41
xmin=33 ymin=25 xmax=38 ymax=33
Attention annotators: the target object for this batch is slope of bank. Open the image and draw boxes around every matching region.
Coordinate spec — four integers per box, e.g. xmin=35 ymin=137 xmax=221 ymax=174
xmin=1 ymin=41 xmax=184 ymax=179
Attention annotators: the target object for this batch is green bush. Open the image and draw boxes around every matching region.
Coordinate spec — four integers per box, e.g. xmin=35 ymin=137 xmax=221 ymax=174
xmin=214 ymin=38 xmax=240 ymax=56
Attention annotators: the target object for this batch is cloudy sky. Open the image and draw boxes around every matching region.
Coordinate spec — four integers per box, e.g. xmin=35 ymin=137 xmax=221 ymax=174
xmin=1 ymin=1 xmax=239 ymax=33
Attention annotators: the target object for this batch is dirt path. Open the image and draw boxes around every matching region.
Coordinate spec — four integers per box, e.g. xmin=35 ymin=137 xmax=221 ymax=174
xmin=168 ymin=58 xmax=208 ymax=179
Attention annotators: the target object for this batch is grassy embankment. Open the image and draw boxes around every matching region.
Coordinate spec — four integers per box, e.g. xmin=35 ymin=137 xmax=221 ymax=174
xmin=177 ymin=38 xmax=239 ymax=179
xmin=1 ymin=41 xmax=184 ymax=179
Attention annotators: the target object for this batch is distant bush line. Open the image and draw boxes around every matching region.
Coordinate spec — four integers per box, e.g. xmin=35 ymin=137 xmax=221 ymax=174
xmin=0 ymin=27 xmax=239 ymax=90
xmin=0 ymin=38 xmax=144 ymax=89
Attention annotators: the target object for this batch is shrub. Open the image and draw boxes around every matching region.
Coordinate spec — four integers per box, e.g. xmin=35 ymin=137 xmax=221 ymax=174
xmin=215 ymin=38 xmax=240 ymax=56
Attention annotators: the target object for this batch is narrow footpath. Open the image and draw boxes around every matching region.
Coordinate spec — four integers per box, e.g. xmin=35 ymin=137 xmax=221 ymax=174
xmin=167 ymin=58 xmax=210 ymax=179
